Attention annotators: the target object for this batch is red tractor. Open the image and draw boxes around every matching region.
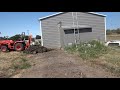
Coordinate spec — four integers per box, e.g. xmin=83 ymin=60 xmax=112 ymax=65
xmin=0 ymin=35 xmax=32 ymax=52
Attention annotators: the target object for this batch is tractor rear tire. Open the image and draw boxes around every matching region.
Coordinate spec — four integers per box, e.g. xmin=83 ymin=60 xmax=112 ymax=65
xmin=15 ymin=43 xmax=24 ymax=51
xmin=1 ymin=45 xmax=8 ymax=52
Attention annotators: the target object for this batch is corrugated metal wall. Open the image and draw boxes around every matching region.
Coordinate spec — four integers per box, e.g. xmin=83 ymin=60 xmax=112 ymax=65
xmin=41 ymin=12 xmax=73 ymax=48
xmin=41 ymin=12 xmax=105 ymax=48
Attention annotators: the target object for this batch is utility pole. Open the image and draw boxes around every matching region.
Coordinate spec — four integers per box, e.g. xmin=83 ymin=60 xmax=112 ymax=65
xmin=0 ymin=32 xmax=1 ymax=37
xmin=27 ymin=30 xmax=29 ymax=35
xmin=0 ymin=32 xmax=1 ymax=40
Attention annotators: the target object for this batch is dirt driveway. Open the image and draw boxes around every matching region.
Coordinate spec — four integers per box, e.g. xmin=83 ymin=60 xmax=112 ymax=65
xmin=13 ymin=50 xmax=116 ymax=78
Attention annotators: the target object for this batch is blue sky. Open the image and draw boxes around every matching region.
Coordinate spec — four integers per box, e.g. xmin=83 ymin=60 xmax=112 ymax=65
xmin=0 ymin=12 xmax=120 ymax=37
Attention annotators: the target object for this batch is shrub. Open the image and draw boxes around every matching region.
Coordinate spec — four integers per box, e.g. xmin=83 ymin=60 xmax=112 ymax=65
xmin=106 ymin=30 xmax=112 ymax=35
xmin=64 ymin=44 xmax=77 ymax=53
xmin=65 ymin=40 xmax=108 ymax=60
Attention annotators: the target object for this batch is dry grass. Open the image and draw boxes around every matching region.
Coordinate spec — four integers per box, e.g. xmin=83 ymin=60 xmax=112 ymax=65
xmin=88 ymin=47 xmax=120 ymax=76
xmin=0 ymin=51 xmax=31 ymax=78
xmin=89 ymin=35 xmax=120 ymax=76
xmin=65 ymin=39 xmax=120 ymax=76
xmin=107 ymin=34 xmax=120 ymax=41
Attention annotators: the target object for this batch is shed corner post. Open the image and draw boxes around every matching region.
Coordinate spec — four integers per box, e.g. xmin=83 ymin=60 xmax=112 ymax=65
xmin=40 ymin=20 xmax=43 ymax=46
xmin=105 ymin=17 xmax=107 ymax=42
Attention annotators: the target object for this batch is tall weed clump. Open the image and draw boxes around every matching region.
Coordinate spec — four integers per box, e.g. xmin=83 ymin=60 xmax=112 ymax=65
xmin=65 ymin=40 xmax=108 ymax=60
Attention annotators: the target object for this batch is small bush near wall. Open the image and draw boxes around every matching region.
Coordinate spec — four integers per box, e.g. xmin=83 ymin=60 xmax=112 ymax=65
xmin=65 ymin=40 xmax=109 ymax=60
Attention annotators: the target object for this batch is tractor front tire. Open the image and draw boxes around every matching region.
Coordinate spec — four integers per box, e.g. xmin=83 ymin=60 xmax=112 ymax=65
xmin=1 ymin=45 xmax=8 ymax=52
xmin=15 ymin=43 xmax=24 ymax=51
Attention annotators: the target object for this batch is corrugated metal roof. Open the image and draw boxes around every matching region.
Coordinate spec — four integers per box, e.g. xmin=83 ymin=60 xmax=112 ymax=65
xmin=39 ymin=12 xmax=106 ymax=21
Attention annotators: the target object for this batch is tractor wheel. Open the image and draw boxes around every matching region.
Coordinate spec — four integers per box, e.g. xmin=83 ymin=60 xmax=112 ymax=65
xmin=1 ymin=45 xmax=8 ymax=52
xmin=15 ymin=43 xmax=24 ymax=51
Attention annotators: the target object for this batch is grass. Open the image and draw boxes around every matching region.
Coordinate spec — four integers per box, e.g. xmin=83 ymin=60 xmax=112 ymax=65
xmin=98 ymin=48 xmax=120 ymax=76
xmin=65 ymin=40 xmax=120 ymax=76
xmin=0 ymin=52 xmax=31 ymax=78
xmin=12 ymin=58 xmax=31 ymax=70
xmin=65 ymin=40 xmax=108 ymax=60
xmin=13 ymin=62 xmax=31 ymax=70
xmin=64 ymin=44 xmax=77 ymax=53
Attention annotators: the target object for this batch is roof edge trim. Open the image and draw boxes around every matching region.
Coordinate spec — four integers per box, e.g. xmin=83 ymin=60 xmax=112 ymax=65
xmin=39 ymin=12 xmax=106 ymax=21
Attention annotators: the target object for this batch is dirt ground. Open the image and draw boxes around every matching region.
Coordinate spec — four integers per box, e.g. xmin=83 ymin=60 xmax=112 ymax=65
xmin=10 ymin=49 xmax=117 ymax=78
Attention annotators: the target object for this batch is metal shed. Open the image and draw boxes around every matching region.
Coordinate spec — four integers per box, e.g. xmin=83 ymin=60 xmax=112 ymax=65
xmin=39 ymin=12 xmax=106 ymax=48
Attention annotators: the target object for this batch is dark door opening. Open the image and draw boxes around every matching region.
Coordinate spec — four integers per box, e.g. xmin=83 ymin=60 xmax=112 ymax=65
xmin=64 ymin=28 xmax=92 ymax=34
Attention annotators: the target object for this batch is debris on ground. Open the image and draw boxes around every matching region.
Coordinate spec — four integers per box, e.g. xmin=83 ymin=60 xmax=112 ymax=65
xmin=23 ymin=45 xmax=48 ymax=54
xmin=0 ymin=71 xmax=8 ymax=78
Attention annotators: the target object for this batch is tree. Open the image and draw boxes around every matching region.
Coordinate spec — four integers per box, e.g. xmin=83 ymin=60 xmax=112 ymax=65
xmin=24 ymin=35 xmax=29 ymax=40
xmin=36 ymin=35 xmax=41 ymax=39
xmin=0 ymin=37 xmax=4 ymax=40
xmin=3 ymin=36 xmax=8 ymax=40
xmin=9 ymin=34 xmax=21 ymax=41
xmin=106 ymin=29 xmax=112 ymax=35
xmin=116 ymin=28 xmax=120 ymax=34
xmin=0 ymin=36 xmax=9 ymax=40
